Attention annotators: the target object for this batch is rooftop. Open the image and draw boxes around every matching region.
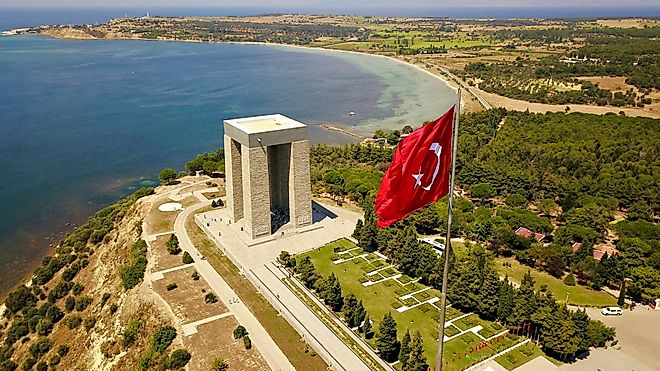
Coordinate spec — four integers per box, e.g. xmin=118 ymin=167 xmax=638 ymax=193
xmin=224 ymin=114 xmax=306 ymax=135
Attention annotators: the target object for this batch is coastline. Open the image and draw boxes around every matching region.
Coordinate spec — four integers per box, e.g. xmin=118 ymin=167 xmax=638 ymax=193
xmin=30 ymin=29 xmax=660 ymax=119
xmin=31 ymin=30 xmax=466 ymax=108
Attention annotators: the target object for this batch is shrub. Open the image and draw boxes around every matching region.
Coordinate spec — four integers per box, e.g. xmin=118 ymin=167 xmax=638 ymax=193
xmin=65 ymin=297 xmax=76 ymax=312
xmin=205 ymin=293 xmax=218 ymax=304
xmin=21 ymin=357 xmax=37 ymax=371
xmin=167 ymin=349 xmax=191 ymax=369
xmin=0 ymin=360 xmax=17 ymax=371
xmin=75 ymin=296 xmax=93 ymax=312
xmin=121 ymin=240 xmax=148 ymax=289
xmin=563 ymin=273 xmax=576 ymax=286
xmin=83 ymin=317 xmax=97 ymax=332
xmin=29 ymin=337 xmax=52 ymax=358
xmin=233 ymin=325 xmax=248 ymax=339
xmin=5 ymin=318 xmax=29 ymax=345
xmin=36 ymin=319 xmax=53 ymax=336
xmin=243 ymin=336 xmax=251 ymax=349
xmin=151 ymin=326 xmax=177 ymax=353
xmin=122 ymin=319 xmax=141 ymax=347
xmin=109 ymin=303 xmax=119 ymax=314
xmin=159 ymin=168 xmax=177 ymax=184
xmin=101 ymin=293 xmax=111 ymax=307
xmin=48 ymin=281 xmax=73 ymax=303
xmin=182 ymin=252 xmax=194 ymax=264
xmin=211 ymin=358 xmax=229 ymax=371
xmin=48 ymin=354 xmax=60 ymax=366
xmin=191 ymin=271 xmax=200 ymax=281
xmin=71 ymin=283 xmax=84 ymax=295
xmin=166 ymin=283 xmax=178 ymax=291
xmin=66 ymin=316 xmax=82 ymax=330
xmin=57 ymin=345 xmax=70 ymax=358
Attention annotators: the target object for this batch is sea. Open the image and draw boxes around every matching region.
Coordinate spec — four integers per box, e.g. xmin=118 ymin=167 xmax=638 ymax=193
xmin=0 ymin=11 xmax=459 ymax=295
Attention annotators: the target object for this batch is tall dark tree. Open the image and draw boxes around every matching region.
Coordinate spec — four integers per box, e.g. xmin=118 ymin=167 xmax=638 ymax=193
xmin=296 ymin=256 xmax=318 ymax=289
xmin=362 ymin=313 xmax=373 ymax=339
xmin=508 ymin=270 xmax=538 ymax=325
xmin=376 ymin=312 xmax=399 ymax=362
xmin=398 ymin=329 xmax=411 ymax=368
xmin=352 ymin=219 xmax=364 ymax=241
xmin=497 ymin=276 xmax=515 ymax=322
xmin=571 ymin=309 xmax=590 ymax=353
xmin=404 ymin=331 xmax=427 ymax=371
xmin=343 ymin=294 xmax=359 ymax=328
xmin=320 ymin=273 xmax=343 ymax=312
xmin=354 ymin=300 xmax=366 ymax=329
xmin=478 ymin=262 xmax=501 ymax=319
xmin=617 ymin=279 xmax=626 ymax=306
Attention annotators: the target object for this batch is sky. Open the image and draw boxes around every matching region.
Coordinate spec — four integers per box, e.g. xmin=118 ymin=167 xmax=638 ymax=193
xmin=1 ymin=0 xmax=659 ymax=7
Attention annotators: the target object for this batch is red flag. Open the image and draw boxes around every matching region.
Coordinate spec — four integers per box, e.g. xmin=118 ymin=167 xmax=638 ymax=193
xmin=375 ymin=106 xmax=455 ymax=228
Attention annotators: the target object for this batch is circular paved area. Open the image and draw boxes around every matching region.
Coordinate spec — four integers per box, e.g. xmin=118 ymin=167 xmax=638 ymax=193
xmin=158 ymin=202 xmax=183 ymax=212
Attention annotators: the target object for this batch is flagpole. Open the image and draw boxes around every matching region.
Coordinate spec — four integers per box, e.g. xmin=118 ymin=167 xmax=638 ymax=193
xmin=435 ymin=88 xmax=461 ymax=371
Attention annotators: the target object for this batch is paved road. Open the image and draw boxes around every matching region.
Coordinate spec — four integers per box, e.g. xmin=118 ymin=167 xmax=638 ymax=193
xmin=252 ymin=264 xmax=373 ymax=371
xmin=433 ymin=64 xmax=492 ymax=110
xmin=173 ymin=198 xmax=295 ymax=371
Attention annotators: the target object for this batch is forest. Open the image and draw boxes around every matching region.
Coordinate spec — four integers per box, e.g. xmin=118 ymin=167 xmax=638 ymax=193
xmin=311 ymin=109 xmax=659 ymax=303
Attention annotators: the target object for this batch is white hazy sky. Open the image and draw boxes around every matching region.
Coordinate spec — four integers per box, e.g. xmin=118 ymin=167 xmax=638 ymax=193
xmin=1 ymin=0 xmax=658 ymax=7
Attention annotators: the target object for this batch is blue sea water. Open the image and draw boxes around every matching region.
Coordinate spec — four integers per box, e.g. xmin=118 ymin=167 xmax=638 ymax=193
xmin=0 ymin=34 xmax=455 ymax=293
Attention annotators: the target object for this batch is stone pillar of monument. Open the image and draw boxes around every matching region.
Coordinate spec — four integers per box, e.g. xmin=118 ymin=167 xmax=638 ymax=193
xmin=241 ymin=146 xmax=271 ymax=239
xmin=224 ymin=134 xmax=244 ymax=223
xmin=289 ymin=140 xmax=312 ymax=228
xmin=223 ymin=114 xmax=313 ymax=239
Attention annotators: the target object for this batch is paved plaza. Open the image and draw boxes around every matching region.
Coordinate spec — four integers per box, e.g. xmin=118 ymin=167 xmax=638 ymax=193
xmin=196 ymin=198 xmax=380 ymax=371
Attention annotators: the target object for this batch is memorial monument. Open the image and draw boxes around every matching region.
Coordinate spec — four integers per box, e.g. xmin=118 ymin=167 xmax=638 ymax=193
xmin=223 ymin=114 xmax=313 ymax=239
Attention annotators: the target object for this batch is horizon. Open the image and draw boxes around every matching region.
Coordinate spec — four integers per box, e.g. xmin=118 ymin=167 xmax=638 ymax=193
xmin=1 ymin=5 xmax=660 ymax=20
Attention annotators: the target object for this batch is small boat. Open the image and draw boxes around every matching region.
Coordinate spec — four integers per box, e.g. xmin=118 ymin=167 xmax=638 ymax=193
xmin=349 ymin=111 xmax=355 ymax=116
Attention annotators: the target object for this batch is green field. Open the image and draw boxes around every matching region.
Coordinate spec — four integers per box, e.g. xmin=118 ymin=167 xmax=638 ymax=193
xmin=494 ymin=258 xmax=617 ymax=307
xmin=299 ymin=239 xmax=543 ymax=370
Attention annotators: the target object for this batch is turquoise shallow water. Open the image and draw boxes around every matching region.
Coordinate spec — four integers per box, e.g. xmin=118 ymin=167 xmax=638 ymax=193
xmin=0 ymin=35 xmax=454 ymax=293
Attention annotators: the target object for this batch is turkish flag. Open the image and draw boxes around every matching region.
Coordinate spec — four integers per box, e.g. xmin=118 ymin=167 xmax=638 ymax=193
xmin=375 ymin=106 xmax=455 ymax=228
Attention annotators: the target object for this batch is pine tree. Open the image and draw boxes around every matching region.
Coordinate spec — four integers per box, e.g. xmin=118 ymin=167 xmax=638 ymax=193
xmin=508 ymin=270 xmax=538 ymax=325
xmin=478 ymin=262 xmax=501 ymax=319
xmin=354 ymin=300 xmax=366 ymax=329
xmin=405 ymin=331 xmax=427 ymax=371
xmin=343 ymin=294 xmax=359 ymax=327
xmin=398 ymin=329 xmax=411 ymax=366
xmin=322 ymin=273 xmax=344 ymax=312
xmin=362 ymin=313 xmax=372 ymax=339
xmin=571 ymin=308 xmax=590 ymax=353
xmin=617 ymin=279 xmax=626 ymax=306
xmin=166 ymin=234 xmax=181 ymax=255
xmin=296 ymin=256 xmax=318 ymax=289
xmin=376 ymin=312 xmax=399 ymax=362
xmin=497 ymin=276 xmax=514 ymax=322
xmin=352 ymin=219 xmax=364 ymax=241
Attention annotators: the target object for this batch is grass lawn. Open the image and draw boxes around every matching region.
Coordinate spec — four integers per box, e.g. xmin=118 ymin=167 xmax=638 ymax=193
xmin=494 ymin=342 xmax=554 ymax=370
xmin=301 ymin=239 xmax=531 ymax=370
xmin=453 ymin=314 xmax=481 ymax=331
xmin=495 ymin=257 xmax=616 ymax=307
xmin=444 ymin=324 xmax=461 ymax=337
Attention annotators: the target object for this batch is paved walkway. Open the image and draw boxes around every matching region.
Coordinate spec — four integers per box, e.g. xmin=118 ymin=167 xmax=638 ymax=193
xmin=150 ymin=263 xmax=195 ymax=280
xmin=196 ymin=200 xmax=386 ymax=371
xmin=182 ymin=312 xmax=234 ymax=336
xmin=254 ymin=263 xmax=374 ymax=371
xmin=173 ymin=200 xmax=295 ymax=371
